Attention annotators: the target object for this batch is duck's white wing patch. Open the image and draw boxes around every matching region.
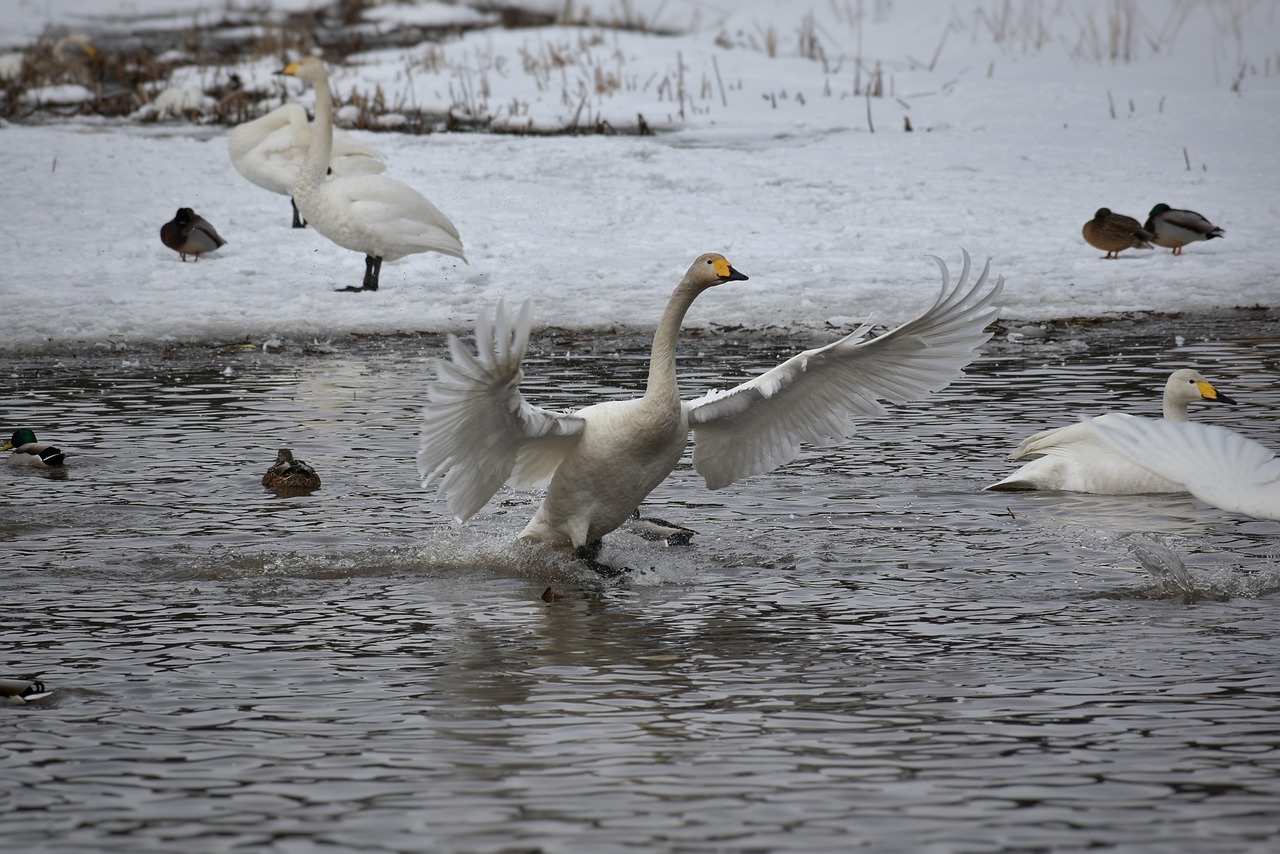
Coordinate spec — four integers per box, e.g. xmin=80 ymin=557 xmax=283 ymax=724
xmin=687 ymin=251 xmax=1003 ymax=490
xmin=418 ymin=301 xmax=583 ymax=522
xmin=1088 ymin=414 xmax=1280 ymax=521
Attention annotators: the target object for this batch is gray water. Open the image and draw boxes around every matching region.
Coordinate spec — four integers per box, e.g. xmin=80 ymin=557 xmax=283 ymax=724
xmin=3 ymin=315 xmax=1279 ymax=853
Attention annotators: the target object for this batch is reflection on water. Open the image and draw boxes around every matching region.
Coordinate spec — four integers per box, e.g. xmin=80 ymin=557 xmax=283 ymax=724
xmin=3 ymin=316 xmax=1280 ymax=853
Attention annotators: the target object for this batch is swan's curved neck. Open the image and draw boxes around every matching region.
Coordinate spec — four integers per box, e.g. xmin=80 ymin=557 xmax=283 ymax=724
xmin=298 ymin=74 xmax=334 ymax=193
xmin=645 ymin=280 xmax=702 ymax=404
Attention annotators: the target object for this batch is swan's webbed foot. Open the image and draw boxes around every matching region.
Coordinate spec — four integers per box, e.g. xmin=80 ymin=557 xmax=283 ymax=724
xmin=575 ymin=541 xmax=630 ymax=578
xmin=290 ymin=198 xmax=307 ymax=229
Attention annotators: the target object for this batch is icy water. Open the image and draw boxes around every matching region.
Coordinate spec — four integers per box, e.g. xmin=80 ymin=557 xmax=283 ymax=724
xmin=3 ymin=314 xmax=1280 ymax=853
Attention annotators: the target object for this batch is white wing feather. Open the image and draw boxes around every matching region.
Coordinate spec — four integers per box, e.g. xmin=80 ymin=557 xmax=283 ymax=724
xmin=687 ymin=251 xmax=1003 ymax=489
xmin=417 ymin=301 xmax=584 ymax=522
xmin=1088 ymin=414 xmax=1280 ymax=521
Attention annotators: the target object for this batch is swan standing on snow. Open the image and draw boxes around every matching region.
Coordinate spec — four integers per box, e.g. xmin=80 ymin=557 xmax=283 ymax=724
xmin=987 ymin=368 xmax=1236 ymax=493
xmin=418 ymin=251 xmax=1003 ymax=566
xmin=277 ymin=57 xmax=465 ymax=292
xmin=228 ymin=102 xmax=387 ymax=228
xmin=1088 ymin=415 xmax=1280 ymax=521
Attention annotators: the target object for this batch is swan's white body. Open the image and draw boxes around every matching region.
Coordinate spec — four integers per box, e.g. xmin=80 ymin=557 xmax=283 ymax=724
xmin=987 ymin=369 xmax=1236 ymax=493
xmin=228 ymin=102 xmax=387 ymax=207
xmin=279 ymin=57 xmax=464 ymax=290
xmin=418 ymin=251 xmax=1003 ymax=551
xmin=1089 ymin=415 xmax=1280 ymax=521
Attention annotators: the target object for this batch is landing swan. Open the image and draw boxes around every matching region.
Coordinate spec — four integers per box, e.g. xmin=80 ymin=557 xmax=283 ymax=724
xmin=227 ymin=102 xmax=387 ymax=228
xmin=987 ymin=368 xmax=1236 ymax=493
xmin=1088 ymin=415 xmax=1280 ymax=521
xmin=160 ymin=207 xmax=226 ymax=262
xmin=278 ymin=57 xmax=465 ymax=292
xmin=418 ymin=251 xmax=1003 ymax=563
xmin=1143 ymin=204 xmax=1224 ymax=256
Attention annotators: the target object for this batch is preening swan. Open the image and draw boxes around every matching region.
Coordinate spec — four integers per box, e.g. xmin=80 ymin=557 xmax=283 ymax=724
xmin=277 ymin=57 xmax=465 ymax=292
xmin=227 ymin=102 xmax=387 ymax=228
xmin=1088 ymin=415 xmax=1280 ymax=521
xmin=987 ymin=368 xmax=1236 ymax=493
xmin=1143 ymin=204 xmax=1224 ymax=256
xmin=418 ymin=251 xmax=1003 ymax=566
xmin=161 ymin=207 xmax=226 ymax=262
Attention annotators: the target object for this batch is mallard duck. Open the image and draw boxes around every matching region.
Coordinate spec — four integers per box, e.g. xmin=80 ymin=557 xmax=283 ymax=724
xmin=987 ymin=369 xmax=1236 ymax=493
xmin=228 ymin=102 xmax=387 ymax=228
xmin=1082 ymin=208 xmax=1154 ymax=258
xmin=277 ymin=57 xmax=465 ymax=292
xmin=3 ymin=428 xmax=66 ymax=467
xmin=418 ymin=251 xmax=1002 ymax=571
xmin=1143 ymin=203 xmax=1224 ymax=255
xmin=0 ymin=677 xmax=52 ymax=704
xmin=161 ymin=207 xmax=226 ymax=261
xmin=262 ymin=449 xmax=321 ymax=494
xmin=1089 ymin=415 xmax=1279 ymax=521
xmin=627 ymin=508 xmax=697 ymax=545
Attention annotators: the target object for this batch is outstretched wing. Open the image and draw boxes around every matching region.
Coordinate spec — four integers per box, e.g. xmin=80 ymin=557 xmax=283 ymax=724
xmin=1088 ymin=414 xmax=1280 ymax=521
xmin=417 ymin=301 xmax=583 ymax=522
xmin=687 ymin=251 xmax=1003 ymax=489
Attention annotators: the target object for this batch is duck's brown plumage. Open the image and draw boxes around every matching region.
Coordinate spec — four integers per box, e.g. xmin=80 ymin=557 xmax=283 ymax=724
xmin=1082 ymin=208 xmax=1153 ymax=259
xmin=262 ymin=449 xmax=321 ymax=494
xmin=161 ymin=207 xmax=226 ymax=261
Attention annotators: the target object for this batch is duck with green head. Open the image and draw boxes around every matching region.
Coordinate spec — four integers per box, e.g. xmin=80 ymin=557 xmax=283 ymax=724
xmin=3 ymin=429 xmax=66 ymax=467
xmin=1144 ymin=203 xmax=1224 ymax=255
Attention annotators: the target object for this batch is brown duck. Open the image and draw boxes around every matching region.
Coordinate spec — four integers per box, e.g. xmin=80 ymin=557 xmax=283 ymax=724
xmin=161 ymin=207 xmax=226 ymax=262
xmin=1082 ymin=208 xmax=1153 ymax=259
xmin=262 ymin=449 xmax=321 ymax=495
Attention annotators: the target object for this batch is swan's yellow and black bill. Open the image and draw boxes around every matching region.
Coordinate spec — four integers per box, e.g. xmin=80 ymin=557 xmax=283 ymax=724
xmin=276 ymin=61 xmax=303 ymax=76
xmin=1198 ymin=381 xmax=1236 ymax=405
xmin=714 ymin=258 xmax=749 ymax=282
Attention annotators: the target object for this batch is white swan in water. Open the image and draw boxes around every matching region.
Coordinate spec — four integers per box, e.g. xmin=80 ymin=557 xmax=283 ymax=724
xmin=278 ymin=57 xmax=465 ymax=292
xmin=1089 ymin=415 xmax=1280 ymax=521
xmin=418 ymin=251 xmax=1003 ymax=567
xmin=228 ymin=102 xmax=387 ymax=228
xmin=987 ymin=368 xmax=1236 ymax=493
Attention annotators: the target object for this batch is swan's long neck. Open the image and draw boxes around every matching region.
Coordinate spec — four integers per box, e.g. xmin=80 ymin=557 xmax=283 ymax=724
xmin=297 ymin=73 xmax=334 ymax=194
xmin=1162 ymin=394 xmax=1190 ymax=421
xmin=644 ymin=280 xmax=702 ymax=405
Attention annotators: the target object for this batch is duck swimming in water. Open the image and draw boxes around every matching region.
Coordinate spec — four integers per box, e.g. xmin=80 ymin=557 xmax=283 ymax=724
xmin=3 ymin=428 xmax=66 ymax=467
